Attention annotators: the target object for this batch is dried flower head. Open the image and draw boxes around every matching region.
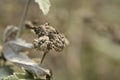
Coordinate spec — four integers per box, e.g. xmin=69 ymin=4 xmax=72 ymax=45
xmin=25 ymin=21 xmax=68 ymax=52
xmin=33 ymin=36 xmax=51 ymax=52
xmin=25 ymin=21 xmax=69 ymax=63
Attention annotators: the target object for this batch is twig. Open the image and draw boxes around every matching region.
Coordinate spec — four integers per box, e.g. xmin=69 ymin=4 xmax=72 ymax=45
xmin=17 ymin=0 xmax=32 ymax=37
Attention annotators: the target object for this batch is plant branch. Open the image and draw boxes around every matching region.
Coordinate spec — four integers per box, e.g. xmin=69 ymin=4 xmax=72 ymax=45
xmin=17 ymin=0 xmax=32 ymax=37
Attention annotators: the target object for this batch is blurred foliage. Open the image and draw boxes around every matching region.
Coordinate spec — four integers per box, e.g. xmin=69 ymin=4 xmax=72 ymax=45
xmin=0 ymin=66 xmax=13 ymax=80
xmin=3 ymin=71 xmax=46 ymax=80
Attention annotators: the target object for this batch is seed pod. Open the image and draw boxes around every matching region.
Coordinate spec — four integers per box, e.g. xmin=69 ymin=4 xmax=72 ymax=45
xmin=25 ymin=21 xmax=68 ymax=52
xmin=25 ymin=21 xmax=69 ymax=63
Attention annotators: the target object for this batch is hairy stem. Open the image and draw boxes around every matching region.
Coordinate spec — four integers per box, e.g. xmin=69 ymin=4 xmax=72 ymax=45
xmin=17 ymin=0 xmax=32 ymax=37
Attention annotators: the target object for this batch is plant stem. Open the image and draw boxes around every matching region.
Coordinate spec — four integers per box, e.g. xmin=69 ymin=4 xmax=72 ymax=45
xmin=17 ymin=0 xmax=32 ymax=37
xmin=40 ymin=52 xmax=48 ymax=64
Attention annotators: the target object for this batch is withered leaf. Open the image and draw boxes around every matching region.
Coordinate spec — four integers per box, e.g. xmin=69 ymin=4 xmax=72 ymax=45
xmin=35 ymin=0 xmax=51 ymax=15
xmin=3 ymin=25 xmax=51 ymax=78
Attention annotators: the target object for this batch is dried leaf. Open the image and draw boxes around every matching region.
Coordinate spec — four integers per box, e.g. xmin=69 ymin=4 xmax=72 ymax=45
xmin=35 ymin=0 xmax=51 ymax=15
xmin=3 ymin=25 xmax=18 ymax=42
xmin=3 ymin=25 xmax=51 ymax=78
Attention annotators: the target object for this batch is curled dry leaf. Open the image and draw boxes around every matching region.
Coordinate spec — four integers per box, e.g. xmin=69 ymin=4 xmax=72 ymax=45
xmin=2 ymin=25 xmax=52 ymax=78
xmin=3 ymin=25 xmax=18 ymax=42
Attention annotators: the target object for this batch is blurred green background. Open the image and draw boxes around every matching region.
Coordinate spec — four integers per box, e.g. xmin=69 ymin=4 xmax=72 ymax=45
xmin=1 ymin=0 xmax=120 ymax=80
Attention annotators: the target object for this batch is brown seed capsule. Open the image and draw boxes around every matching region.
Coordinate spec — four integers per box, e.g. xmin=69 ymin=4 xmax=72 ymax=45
xmin=25 ymin=21 xmax=69 ymax=63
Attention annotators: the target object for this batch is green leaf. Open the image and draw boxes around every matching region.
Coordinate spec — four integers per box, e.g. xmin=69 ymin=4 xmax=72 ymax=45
xmin=3 ymin=75 xmax=18 ymax=80
xmin=3 ymin=72 xmax=45 ymax=80
xmin=35 ymin=0 xmax=51 ymax=15
xmin=0 ymin=66 xmax=13 ymax=80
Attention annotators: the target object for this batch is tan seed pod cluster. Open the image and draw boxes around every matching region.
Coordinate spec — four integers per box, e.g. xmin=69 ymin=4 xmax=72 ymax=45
xmin=25 ymin=21 xmax=68 ymax=53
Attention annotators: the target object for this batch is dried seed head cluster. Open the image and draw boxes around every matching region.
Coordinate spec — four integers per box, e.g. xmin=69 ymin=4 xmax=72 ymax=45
xmin=25 ymin=21 xmax=68 ymax=53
